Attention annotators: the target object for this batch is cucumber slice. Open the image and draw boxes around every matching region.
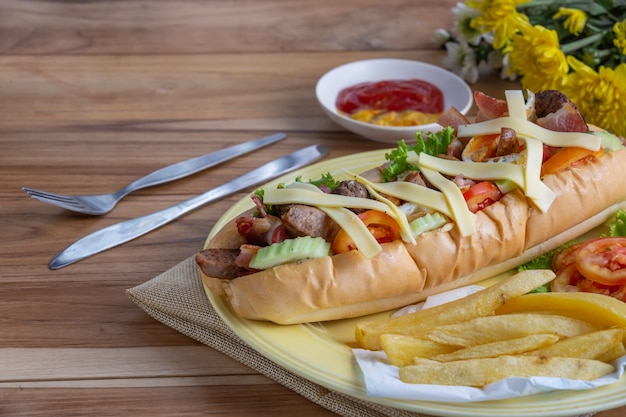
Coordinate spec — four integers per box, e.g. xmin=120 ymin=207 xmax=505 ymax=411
xmin=409 ymin=212 xmax=448 ymax=237
xmin=594 ymin=130 xmax=625 ymax=152
xmin=248 ymin=236 xmax=331 ymax=270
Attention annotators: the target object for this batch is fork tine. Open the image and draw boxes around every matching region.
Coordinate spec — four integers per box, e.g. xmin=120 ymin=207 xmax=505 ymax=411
xmin=22 ymin=188 xmax=85 ymax=208
xmin=28 ymin=194 xmax=86 ymax=210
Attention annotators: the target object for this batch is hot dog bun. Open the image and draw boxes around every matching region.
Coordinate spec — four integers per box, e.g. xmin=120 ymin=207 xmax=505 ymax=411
xmin=200 ymin=147 xmax=626 ymax=325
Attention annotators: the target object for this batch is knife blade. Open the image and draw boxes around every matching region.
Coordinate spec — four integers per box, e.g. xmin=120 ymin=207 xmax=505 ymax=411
xmin=49 ymin=144 xmax=330 ymax=269
xmin=124 ymin=132 xmax=287 ymax=190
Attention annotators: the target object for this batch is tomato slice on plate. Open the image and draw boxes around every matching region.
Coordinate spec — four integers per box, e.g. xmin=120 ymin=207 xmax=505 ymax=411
xmin=462 ymin=181 xmax=503 ymax=213
xmin=331 ymin=210 xmax=401 ymax=254
xmin=551 ymin=242 xmax=584 ymax=272
xmin=575 ymin=237 xmax=626 ymax=285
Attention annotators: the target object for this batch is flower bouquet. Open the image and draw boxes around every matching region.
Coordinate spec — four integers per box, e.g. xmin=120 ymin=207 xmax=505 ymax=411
xmin=436 ymin=0 xmax=626 ymax=136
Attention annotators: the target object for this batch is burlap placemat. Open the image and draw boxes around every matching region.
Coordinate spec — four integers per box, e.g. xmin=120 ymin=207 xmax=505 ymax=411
xmin=126 ymin=256 xmax=596 ymax=417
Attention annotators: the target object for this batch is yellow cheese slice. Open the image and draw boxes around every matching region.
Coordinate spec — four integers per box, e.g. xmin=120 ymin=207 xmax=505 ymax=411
xmin=457 ymin=117 xmax=601 ymax=151
xmin=418 ymin=153 xmax=525 ymax=189
xmin=263 ymin=187 xmax=391 ymax=213
xmin=522 ymin=137 xmax=557 ymax=212
xmin=353 ymin=173 xmax=453 ymax=217
xmin=355 ymin=179 xmax=416 ymax=245
xmin=418 ymin=164 xmax=476 ymax=236
xmin=505 ymin=90 xmax=526 ymax=119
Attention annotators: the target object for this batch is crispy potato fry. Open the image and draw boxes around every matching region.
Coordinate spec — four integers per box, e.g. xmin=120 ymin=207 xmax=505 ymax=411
xmin=523 ymin=328 xmax=624 ymax=361
xmin=355 ymin=269 xmax=556 ymax=350
xmin=495 ymin=292 xmax=626 ymax=342
xmin=380 ymin=334 xmax=459 ymax=367
xmin=423 ymin=313 xmax=598 ymax=347
xmin=432 ymin=334 xmax=559 ymax=362
xmin=597 ymin=341 xmax=626 ymax=363
xmin=399 ymin=356 xmax=615 ymax=387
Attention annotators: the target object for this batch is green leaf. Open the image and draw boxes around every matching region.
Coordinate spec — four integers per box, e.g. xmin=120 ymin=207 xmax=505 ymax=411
xmin=296 ymin=172 xmax=340 ymax=190
xmin=382 ymin=140 xmax=417 ymax=182
xmin=381 ymin=127 xmax=455 ymax=182
xmin=516 ymin=241 xmax=576 ymax=272
xmin=413 ymin=126 xmax=455 ymax=156
xmin=605 ymin=208 xmax=626 ymax=237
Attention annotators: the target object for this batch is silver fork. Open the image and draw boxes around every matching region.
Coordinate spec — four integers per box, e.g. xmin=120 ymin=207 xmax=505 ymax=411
xmin=22 ymin=133 xmax=286 ymax=215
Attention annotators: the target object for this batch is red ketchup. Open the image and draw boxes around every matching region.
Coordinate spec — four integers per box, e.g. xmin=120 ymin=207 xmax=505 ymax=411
xmin=336 ymin=79 xmax=444 ymax=115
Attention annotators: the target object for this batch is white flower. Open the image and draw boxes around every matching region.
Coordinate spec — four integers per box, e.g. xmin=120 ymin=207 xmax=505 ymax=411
xmin=451 ymin=2 xmax=482 ymax=45
xmin=488 ymin=50 xmax=518 ymax=81
xmin=443 ymin=41 xmax=480 ymax=83
xmin=433 ymin=28 xmax=452 ymax=47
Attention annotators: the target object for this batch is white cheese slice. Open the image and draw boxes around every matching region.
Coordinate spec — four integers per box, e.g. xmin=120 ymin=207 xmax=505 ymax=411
xmin=418 ymin=164 xmax=476 ymax=236
xmin=457 ymin=117 xmax=601 ymax=151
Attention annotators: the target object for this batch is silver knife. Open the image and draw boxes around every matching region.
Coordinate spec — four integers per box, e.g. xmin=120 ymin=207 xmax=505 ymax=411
xmin=49 ymin=144 xmax=330 ymax=269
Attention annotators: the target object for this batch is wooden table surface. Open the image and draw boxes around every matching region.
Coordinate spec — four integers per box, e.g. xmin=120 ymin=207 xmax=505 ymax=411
xmin=1 ymin=1 xmax=624 ymax=416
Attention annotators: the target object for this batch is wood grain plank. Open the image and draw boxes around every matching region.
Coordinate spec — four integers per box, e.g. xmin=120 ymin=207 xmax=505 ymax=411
xmin=0 ymin=375 xmax=273 ymax=389
xmin=0 ymin=50 xmax=518 ymax=130
xmin=0 ymin=346 xmax=255 ymax=382
xmin=0 ymin=0 xmax=457 ymax=54
xmin=0 ymin=385 xmax=339 ymax=417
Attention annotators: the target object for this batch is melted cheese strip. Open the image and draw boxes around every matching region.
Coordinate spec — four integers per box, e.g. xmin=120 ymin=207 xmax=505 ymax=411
xmin=285 ymin=182 xmax=382 ymax=258
xmin=457 ymin=117 xmax=601 ymax=151
xmin=418 ymin=153 xmax=525 ymax=188
xmin=418 ymin=163 xmax=476 ymax=236
xmin=418 ymin=149 xmax=555 ymax=212
xmin=355 ymin=178 xmax=416 ymax=245
xmin=353 ymin=172 xmax=453 ymax=217
xmin=523 ymin=137 xmax=557 ymax=212
xmin=263 ymin=188 xmax=391 ymax=213
xmin=505 ymin=90 xmax=526 ymax=119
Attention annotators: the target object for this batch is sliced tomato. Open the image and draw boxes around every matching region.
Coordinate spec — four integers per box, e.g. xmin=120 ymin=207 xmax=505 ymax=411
xmin=551 ymin=263 xmax=626 ymax=299
xmin=551 ymin=263 xmax=588 ymax=293
xmin=331 ymin=210 xmax=401 ymax=254
xmin=575 ymin=237 xmax=626 ymax=285
xmin=551 ymin=242 xmax=584 ymax=272
xmin=462 ymin=181 xmax=503 ymax=213
xmin=541 ymin=146 xmax=604 ymax=177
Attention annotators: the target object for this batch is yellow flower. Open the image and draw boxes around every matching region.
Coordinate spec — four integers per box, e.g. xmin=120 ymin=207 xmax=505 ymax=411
xmin=553 ymin=8 xmax=587 ymax=36
xmin=563 ymin=56 xmax=626 ymax=136
xmin=614 ymin=20 xmax=626 ymax=55
xmin=505 ymin=25 xmax=568 ymax=92
xmin=467 ymin=0 xmax=531 ymax=49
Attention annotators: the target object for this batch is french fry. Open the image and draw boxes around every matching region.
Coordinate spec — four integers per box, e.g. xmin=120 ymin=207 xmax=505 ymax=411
xmin=432 ymin=334 xmax=559 ymax=362
xmin=597 ymin=341 xmax=626 ymax=363
xmin=355 ymin=269 xmax=556 ymax=350
xmin=380 ymin=334 xmax=459 ymax=367
xmin=399 ymin=356 xmax=615 ymax=387
xmin=423 ymin=313 xmax=598 ymax=347
xmin=523 ymin=328 xmax=624 ymax=361
xmin=495 ymin=292 xmax=626 ymax=342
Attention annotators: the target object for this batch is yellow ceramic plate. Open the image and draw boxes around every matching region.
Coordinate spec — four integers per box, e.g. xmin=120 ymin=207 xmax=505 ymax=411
xmin=203 ymin=149 xmax=626 ymax=417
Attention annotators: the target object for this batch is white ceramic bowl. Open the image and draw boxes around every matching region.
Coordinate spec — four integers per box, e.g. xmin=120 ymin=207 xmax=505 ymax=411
xmin=315 ymin=58 xmax=473 ymax=143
